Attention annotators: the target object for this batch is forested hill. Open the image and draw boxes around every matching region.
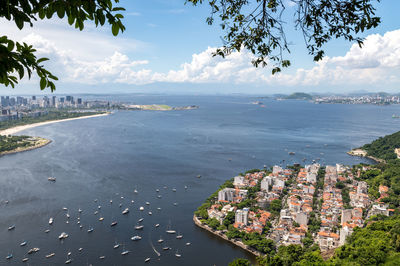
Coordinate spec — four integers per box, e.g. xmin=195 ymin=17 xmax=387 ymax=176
xmin=362 ymin=131 xmax=400 ymax=161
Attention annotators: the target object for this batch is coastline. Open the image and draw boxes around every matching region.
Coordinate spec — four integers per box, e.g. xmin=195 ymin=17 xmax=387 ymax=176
xmin=0 ymin=112 xmax=109 ymax=136
xmin=347 ymin=148 xmax=385 ymax=164
xmin=0 ymin=137 xmax=52 ymax=156
xmin=193 ymin=215 xmax=265 ymax=257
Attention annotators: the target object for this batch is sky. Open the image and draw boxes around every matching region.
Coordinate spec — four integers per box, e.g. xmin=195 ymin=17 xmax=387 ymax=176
xmin=1 ymin=0 xmax=400 ymax=95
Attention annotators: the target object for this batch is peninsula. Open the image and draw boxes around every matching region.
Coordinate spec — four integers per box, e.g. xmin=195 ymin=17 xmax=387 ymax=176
xmin=196 ymin=132 xmax=400 ymax=265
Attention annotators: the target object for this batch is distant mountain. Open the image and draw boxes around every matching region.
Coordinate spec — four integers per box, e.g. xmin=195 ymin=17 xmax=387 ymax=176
xmin=283 ymin=92 xmax=313 ymax=100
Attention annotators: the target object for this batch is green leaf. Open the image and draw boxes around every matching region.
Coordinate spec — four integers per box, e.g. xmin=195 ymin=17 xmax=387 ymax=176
xmin=40 ymin=78 xmax=47 ymax=90
xmin=111 ymin=23 xmax=119 ymax=36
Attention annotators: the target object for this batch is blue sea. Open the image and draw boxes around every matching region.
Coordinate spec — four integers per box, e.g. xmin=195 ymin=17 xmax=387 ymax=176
xmin=0 ymin=94 xmax=399 ymax=265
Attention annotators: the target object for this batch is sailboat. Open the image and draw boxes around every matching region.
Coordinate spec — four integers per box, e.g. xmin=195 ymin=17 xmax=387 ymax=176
xmin=122 ymin=208 xmax=129 ymax=214
xmin=176 ymin=232 xmax=183 ymax=239
xmin=65 ymin=253 xmax=72 ymax=264
xmin=175 ymin=249 xmax=182 ymax=257
xmin=8 ymin=224 xmax=15 ymax=230
xmin=121 ymin=244 xmax=130 ymax=256
xmin=157 ymin=236 xmax=164 ymax=243
xmin=6 ymin=253 xmax=13 ymax=260
xmin=166 ymin=221 xmax=176 ymax=234
xmin=49 ymin=218 xmax=54 ymax=225
xmin=87 ymin=227 xmax=94 ymax=233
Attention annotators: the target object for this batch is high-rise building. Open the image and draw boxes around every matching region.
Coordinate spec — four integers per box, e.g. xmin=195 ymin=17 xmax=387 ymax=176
xmin=77 ymin=98 xmax=82 ymax=105
xmin=52 ymin=96 xmax=56 ymax=107
xmin=32 ymin=96 xmax=36 ymax=100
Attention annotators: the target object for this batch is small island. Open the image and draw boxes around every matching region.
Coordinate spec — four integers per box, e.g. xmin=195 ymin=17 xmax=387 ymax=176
xmin=195 ymin=132 xmax=400 ymax=265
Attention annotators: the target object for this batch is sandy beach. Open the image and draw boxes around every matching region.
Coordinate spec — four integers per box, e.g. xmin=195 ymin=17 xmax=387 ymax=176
xmin=0 ymin=112 xmax=109 ymax=136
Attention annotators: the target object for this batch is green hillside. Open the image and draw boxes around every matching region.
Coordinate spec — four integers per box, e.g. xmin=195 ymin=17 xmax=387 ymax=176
xmin=362 ymin=131 xmax=400 ymax=161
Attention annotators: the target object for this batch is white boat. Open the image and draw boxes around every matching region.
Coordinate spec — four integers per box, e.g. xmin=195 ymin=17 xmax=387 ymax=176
xmin=166 ymin=230 xmax=176 ymax=234
xmin=148 ymin=211 xmax=152 ymax=215
xmin=138 ymin=218 xmax=144 ymax=222
xmin=157 ymin=238 xmax=164 ymax=243
xmin=121 ymin=196 xmax=124 ymax=199
xmin=111 ymin=221 xmax=117 ymax=226
xmin=113 ymin=243 xmax=120 ymax=249
xmin=156 ymin=189 xmax=160 ymax=192
xmin=157 ymin=195 xmax=162 ymax=198
xmin=184 ymin=186 xmax=188 ymax=189
xmin=46 ymin=253 xmax=55 ymax=258
xmin=8 ymin=225 xmax=15 ymax=230
xmin=172 ymin=188 xmax=176 ymax=192
xmin=45 ymin=229 xmax=50 ymax=233
xmin=48 ymin=177 xmax=56 ymax=182
xmin=66 ymin=221 xmax=69 ymax=224
xmin=65 ymin=258 xmax=72 ymax=264
xmin=146 ymin=202 xmax=150 ymax=205
xmin=134 ymin=225 xmax=144 ymax=230
xmin=110 ymin=199 xmax=113 ymax=204
xmin=134 ymin=189 xmax=138 ymax=194
xmin=99 ymin=256 xmax=105 ymax=259
xmin=79 ymin=225 xmax=83 ymax=228
xmin=22 ymin=258 xmax=29 ymax=262
xmin=58 ymin=232 xmax=68 ymax=239
xmin=20 ymin=241 xmax=27 ymax=246
xmin=99 ymin=217 xmax=104 ymax=221
xmin=139 ymin=206 xmax=144 ymax=211
xmin=173 ymin=202 xmax=178 ymax=206
xmin=186 ymin=242 xmax=191 ymax=246
xmin=78 ymin=208 xmax=82 ymax=213
xmin=155 ymin=224 xmax=160 ymax=227
xmin=131 ymin=200 xmax=134 ymax=203
xmin=28 ymin=247 xmax=40 ymax=254
xmin=78 ymin=248 xmax=83 ymax=252
xmin=94 ymin=211 xmax=98 ymax=215
xmin=121 ymin=250 xmax=130 ymax=256
xmin=97 ymin=205 xmax=101 ymax=209
xmin=131 ymin=235 xmax=142 ymax=241
xmin=122 ymin=208 xmax=129 ymax=214
xmin=176 ymin=234 xmax=183 ymax=239
xmin=119 ymin=203 xmax=122 ymax=207
xmin=87 ymin=227 xmax=94 ymax=233
xmin=145 ymin=258 xmax=151 ymax=262
xmin=162 ymin=247 xmax=170 ymax=250
xmin=63 ymin=207 xmax=68 ymax=211
xmin=6 ymin=253 xmax=13 ymax=260
xmin=175 ymin=250 xmax=182 ymax=257
xmin=157 ymin=207 xmax=162 ymax=210
xmin=66 ymin=213 xmax=70 ymax=218
xmin=67 ymin=252 xmax=72 ymax=256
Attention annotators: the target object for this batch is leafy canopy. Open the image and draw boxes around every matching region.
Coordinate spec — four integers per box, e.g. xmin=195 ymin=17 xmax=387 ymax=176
xmin=0 ymin=0 xmax=125 ymax=91
xmin=186 ymin=0 xmax=381 ymax=74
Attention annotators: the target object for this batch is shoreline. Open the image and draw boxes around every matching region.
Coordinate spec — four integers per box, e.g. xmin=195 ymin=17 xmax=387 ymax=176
xmin=0 ymin=112 xmax=109 ymax=136
xmin=347 ymin=148 xmax=385 ymax=164
xmin=193 ymin=215 xmax=265 ymax=257
xmin=0 ymin=137 xmax=52 ymax=157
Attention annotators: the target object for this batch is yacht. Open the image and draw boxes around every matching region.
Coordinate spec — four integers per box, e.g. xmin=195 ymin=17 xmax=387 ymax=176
xmin=66 ymin=213 xmax=70 ymax=218
xmin=58 ymin=232 xmax=68 ymax=240
xmin=173 ymin=202 xmax=178 ymax=206
xmin=113 ymin=243 xmax=120 ymax=249
xmin=121 ymin=249 xmax=130 ymax=256
xmin=156 ymin=189 xmax=160 ymax=192
xmin=79 ymin=225 xmax=83 ymax=229
xmin=139 ymin=206 xmax=144 ymax=211
xmin=28 ymin=248 xmax=40 ymax=254
xmin=176 ymin=233 xmax=183 ymax=239
xmin=131 ymin=200 xmax=134 ymax=203
xmin=184 ymin=186 xmax=188 ymax=189
xmin=78 ymin=248 xmax=83 ymax=252
xmin=157 ymin=237 xmax=164 ymax=243
xmin=157 ymin=207 xmax=162 ymax=210
xmin=134 ymin=225 xmax=144 ymax=230
xmin=155 ymin=224 xmax=160 ymax=227
xmin=138 ymin=218 xmax=144 ymax=222
xmin=146 ymin=202 xmax=150 ymax=205
xmin=134 ymin=189 xmax=138 ymax=194
xmin=166 ymin=229 xmax=176 ymax=234
xmin=98 ymin=205 xmax=101 ymax=209
xmin=78 ymin=208 xmax=82 ymax=213
xmin=145 ymin=258 xmax=151 ymax=262
xmin=148 ymin=211 xmax=152 ymax=215
xmin=186 ymin=242 xmax=191 ymax=246
xmin=67 ymin=252 xmax=72 ymax=256
xmin=99 ymin=256 xmax=105 ymax=259
xmin=111 ymin=221 xmax=117 ymax=227
xmin=87 ymin=227 xmax=94 ymax=233
xmin=162 ymin=247 xmax=170 ymax=250
xmin=63 ymin=207 xmax=68 ymax=211
xmin=45 ymin=229 xmax=50 ymax=233
xmin=6 ymin=253 xmax=13 ymax=260
xmin=8 ymin=225 xmax=15 ymax=230
xmin=122 ymin=208 xmax=129 ymax=214
xmin=131 ymin=235 xmax=142 ymax=241
xmin=48 ymin=177 xmax=56 ymax=182
xmin=65 ymin=259 xmax=72 ymax=264
xmin=110 ymin=199 xmax=113 ymax=204
xmin=157 ymin=195 xmax=162 ymax=198
xmin=99 ymin=217 xmax=104 ymax=221
xmin=94 ymin=211 xmax=98 ymax=215
xmin=119 ymin=203 xmax=122 ymax=207
xmin=175 ymin=250 xmax=182 ymax=257
xmin=46 ymin=253 xmax=55 ymax=258
xmin=22 ymin=258 xmax=29 ymax=262
xmin=172 ymin=188 xmax=176 ymax=192
xmin=20 ymin=241 xmax=27 ymax=246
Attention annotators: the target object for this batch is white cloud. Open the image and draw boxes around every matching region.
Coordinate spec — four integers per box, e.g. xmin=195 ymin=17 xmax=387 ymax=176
xmin=4 ymin=18 xmax=400 ymax=93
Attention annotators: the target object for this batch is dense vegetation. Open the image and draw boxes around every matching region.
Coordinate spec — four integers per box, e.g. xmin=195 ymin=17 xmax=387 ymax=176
xmin=0 ymin=111 xmax=105 ymax=130
xmin=0 ymin=135 xmax=32 ymax=153
xmin=362 ymin=131 xmax=400 ymax=161
xmin=284 ymin=93 xmax=313 ymax=100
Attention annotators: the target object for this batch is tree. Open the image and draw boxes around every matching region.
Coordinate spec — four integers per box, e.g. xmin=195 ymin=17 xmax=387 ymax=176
xmin=0 ymin=0 xmax=125 ymax=91
xmin=228 ymin=258 xmax=251 ymax=266
xmin=186 ymin=0 xmax=381 ymax=74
